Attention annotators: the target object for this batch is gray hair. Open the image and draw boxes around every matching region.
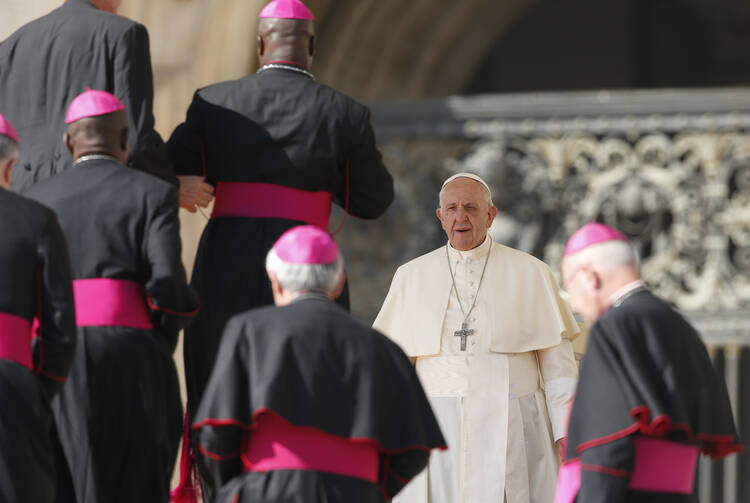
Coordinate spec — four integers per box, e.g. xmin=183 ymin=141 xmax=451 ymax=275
xmin=566 ymin=240 xmax=640 ymax=275
xmin=0 ymin=135 xmax=19 ymax=162
xmin=265 ymin=248 xmax=344 ymax=295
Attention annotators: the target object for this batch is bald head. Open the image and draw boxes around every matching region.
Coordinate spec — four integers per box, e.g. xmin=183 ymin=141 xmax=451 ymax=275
xmin=65 ymin=110 xmax=129 ymax=164
xmin=561 ymin=240 xmax=641 ymax=326
xmin=257 ymin=18 xmax=315 ymax=68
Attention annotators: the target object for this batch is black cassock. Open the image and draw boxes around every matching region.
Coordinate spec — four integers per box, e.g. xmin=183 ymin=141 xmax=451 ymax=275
xmin=0 ymin=189 xmax=76 ymax=502
xmin=564 ymin=289 xmax=744 ymax=503
xmin=24 ymin=158 xmax=198 ymax=503
xmin=194 ymin=295 xmax=445 ymax=502
xmin=0 ymin=0 xmax=173 ymax=189
xmin=166 ymin=65 xmax=394 ymax=424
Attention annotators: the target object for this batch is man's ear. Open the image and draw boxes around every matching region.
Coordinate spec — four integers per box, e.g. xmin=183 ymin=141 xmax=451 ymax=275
xmin=488 ymin=205 xmax=498 ymax=225
xmin=585 ymin=268 xmax=603 ymax=292
xmin=0 ymin=157 xmax=17 ymax=188
xmin=268 ymin=270 xmax=278 ymax=290
xmin=6 ymin=157 xmax=16 ymax=185
xmin=267 ymin=270 xmax=285 ymax=301
xmin=257 ymin=36 xmax=265 ymax=58
xmin=309 ymin=35 xmax=315 ymax=57
xmin=592 ymin=270 xmax=603 ymax=291
xmin=64 ymin=132 xmax=74 ymax=156
xmin=331 ymin=270 xmax=346 ymax=300
xmin=120 ymin=127 xmax=129 ymax=152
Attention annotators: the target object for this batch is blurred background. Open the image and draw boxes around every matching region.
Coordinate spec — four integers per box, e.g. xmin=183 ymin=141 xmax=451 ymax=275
xmin=2 ymin=0 xmax=749 ymax=499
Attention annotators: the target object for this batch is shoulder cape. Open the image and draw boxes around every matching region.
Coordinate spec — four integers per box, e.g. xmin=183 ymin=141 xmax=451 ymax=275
xmin=374 ymin=241 xmax=580 ymax=356
xmin=566 ymin=290 xmax=743 ymax=461
xmin=194 ymin=299 xmax=446 ymax=499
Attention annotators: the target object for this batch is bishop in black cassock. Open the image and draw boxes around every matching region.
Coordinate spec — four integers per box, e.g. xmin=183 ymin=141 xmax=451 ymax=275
xmin=556 ymin=223 xmax=744 ymax=503
xmin=0 ymin=0 xmax=173 ymax=189
xmin=191 ymin=226 xmax=445 ymax=503
xmin=0 ymin=115 xmax=77 ymax=502
xmin=167 ymin=0 xmax=394 ymax=443
xmin=24 ymin=91 xmax=198 ymax=503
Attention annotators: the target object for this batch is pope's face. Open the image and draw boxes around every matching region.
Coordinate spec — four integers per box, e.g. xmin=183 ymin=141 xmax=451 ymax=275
xmin=436 ymin=178 xmax=497 ymax=251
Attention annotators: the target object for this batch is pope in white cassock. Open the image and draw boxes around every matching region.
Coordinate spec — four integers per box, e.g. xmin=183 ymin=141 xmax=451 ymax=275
xmin=374 ymin=173 xmax=580 ymax=503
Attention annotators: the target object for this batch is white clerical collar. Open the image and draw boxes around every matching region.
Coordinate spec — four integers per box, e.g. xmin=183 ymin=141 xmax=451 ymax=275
xmin=609 ymin=279 xmax=647 ymax=307
xmin=447 ymin=235 xmax=492 ymax=262
xmin=291 ymin=292 xmax=330 ymax=304
xmin=73 ymin=154 xmax=120 ymax=167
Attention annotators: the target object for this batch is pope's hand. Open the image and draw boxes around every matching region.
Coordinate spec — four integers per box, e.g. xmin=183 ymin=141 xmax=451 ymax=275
xmin=178 ymin=175 xmax=214 ymax=213
xmin=557 ymin=437 xmax=568 ymax=462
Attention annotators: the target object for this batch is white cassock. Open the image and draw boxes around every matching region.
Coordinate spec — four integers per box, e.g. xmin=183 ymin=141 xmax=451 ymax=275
xmin=374 ymin=236 xmax=579 ymax=503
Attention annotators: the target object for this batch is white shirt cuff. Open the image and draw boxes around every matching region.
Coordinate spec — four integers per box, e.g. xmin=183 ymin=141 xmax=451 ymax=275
xmin=544 ymin=377 xmax=578 ymax=441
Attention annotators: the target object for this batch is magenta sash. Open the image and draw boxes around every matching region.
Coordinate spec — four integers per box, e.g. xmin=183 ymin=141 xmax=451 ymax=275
xmin=0 ymin=312 xmax=33 ymax=370
xmin=554 ymin=437 xmax=699 ymax=502
xmin=73 ymin=279 xmax=153 ymax=330
xmin=244 ymin=411 xmax=379 ymax=483
xmin=211 ymin=182 xmax=332 ymax=230
xmin=555 ymin=460 xmax=582 ymax=503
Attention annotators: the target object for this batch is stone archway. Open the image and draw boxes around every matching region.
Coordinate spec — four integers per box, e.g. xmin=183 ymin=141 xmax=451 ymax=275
xmin=313 ymin=0 xmax=536 ymax=98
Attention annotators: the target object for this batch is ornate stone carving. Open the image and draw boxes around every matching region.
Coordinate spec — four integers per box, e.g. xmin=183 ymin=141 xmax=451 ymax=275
xmin=335 ymin=125 xmax=750 ymax=321
xmin=448 ymin=131 xmax=750 ymax=313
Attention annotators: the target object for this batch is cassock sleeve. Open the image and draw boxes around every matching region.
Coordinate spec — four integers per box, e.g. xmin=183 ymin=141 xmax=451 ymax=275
xmin=114 ymin=23 xmax=176 ymax=185
xmin=565 ymin=324 xmax=636 ymax=502
xmin=536 ymin=261 xmax=579 ymax=440
xmin=34 ymin=212 xmax=76 ymax=399
xmin=344 ymin=105 xmax=394 ymax=219
xmin=538 ymin=340 xmax=578 ymax=442
xmin=576 ymin=436 xmax=633 ymax=503
xmin=194 ymin=316 xmax=251 ymax=489
xmin=165 ymin=92 xmax=205 ymax=177
xmin=144 ymin=186 xmax=199 ymax=350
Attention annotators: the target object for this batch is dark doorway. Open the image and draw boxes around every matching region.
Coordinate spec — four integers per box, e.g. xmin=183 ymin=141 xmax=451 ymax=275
xmin=466 ymin=0 xmax=750 ymax=93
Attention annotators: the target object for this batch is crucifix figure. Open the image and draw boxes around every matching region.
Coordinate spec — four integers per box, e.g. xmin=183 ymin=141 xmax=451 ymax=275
xmin=454 ymin=322 xmax=475 ymax=351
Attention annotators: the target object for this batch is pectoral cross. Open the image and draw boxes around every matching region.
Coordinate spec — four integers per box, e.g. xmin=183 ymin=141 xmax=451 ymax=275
xmin=454 ymin=322 xmax=474 ymax=351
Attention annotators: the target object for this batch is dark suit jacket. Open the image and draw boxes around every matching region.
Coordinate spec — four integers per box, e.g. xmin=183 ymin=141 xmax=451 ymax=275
xmin=0 ymin=0 xmax=174 ymax=189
